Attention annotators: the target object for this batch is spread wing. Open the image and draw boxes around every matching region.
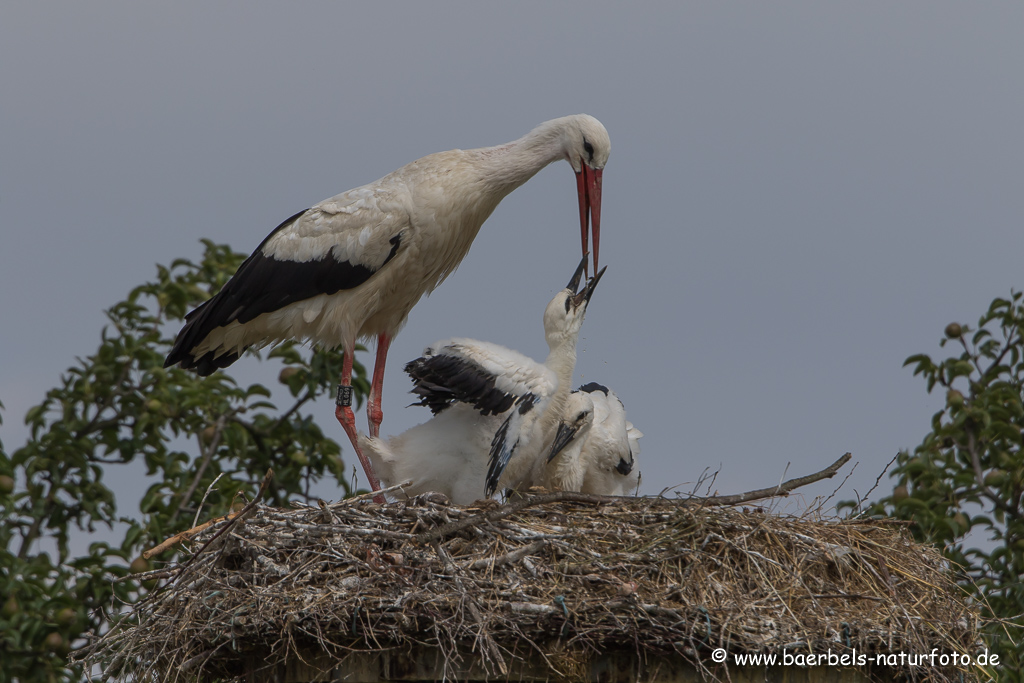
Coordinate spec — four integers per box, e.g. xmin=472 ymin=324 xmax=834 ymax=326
xmin=405 ymin=338 xmax=556 ymax=416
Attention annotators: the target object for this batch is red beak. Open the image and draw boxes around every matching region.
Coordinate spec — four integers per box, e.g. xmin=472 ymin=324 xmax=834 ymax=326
xmin=575 ymin=164 xmax=603 ymax=276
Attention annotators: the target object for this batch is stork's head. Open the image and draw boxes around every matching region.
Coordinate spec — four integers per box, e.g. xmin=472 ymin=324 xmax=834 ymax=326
xmin=562 ymin=115 xmax=610 ymax=277
xmin=548 ymin=390 xmax=596 ymax=468
xmin=543 ymin=255 xmax=606 ymax=349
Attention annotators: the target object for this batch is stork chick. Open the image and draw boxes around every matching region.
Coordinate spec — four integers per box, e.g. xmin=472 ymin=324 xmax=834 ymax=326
xmin=536 ymin=383 xmax=642 ymax=496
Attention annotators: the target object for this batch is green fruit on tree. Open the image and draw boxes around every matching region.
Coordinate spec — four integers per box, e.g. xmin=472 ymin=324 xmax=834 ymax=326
xmin=944 ymin=322 xmax=962 ymax=339
xmin=279 ymin=367 xmax=301 ymax=383
xmin=56 ymin=607 xmax=77 ymax=627
xmin=946 ymin=389 xmax=964 ymax=409
xmin=0 ymin=475 xmax=14 ymax=494
xmin=2 ymin=596 xmax=19 ymax=618
xmin=44 ymin=632 xmax=66 ymax=653
xmin=201 ymin=426 xmax=217 ymax=445
xmin=129 ymin=557 xmax=151 ymax=574
xmin=984 ymin=470 xmax=1009 ymax=487
xmin=893 ymin=485 xmax=909 ymax=501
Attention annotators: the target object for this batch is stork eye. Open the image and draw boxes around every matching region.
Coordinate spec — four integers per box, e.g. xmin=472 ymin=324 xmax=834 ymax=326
xmin=583 ymin=139 xmax=594 ymax=162
xmin=576 ymin=411 xmax=587 ymax=421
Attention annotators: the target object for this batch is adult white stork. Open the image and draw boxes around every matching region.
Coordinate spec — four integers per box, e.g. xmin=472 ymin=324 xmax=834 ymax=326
xmin=163 ymin=115 xmax=610 ymax=494
xmin=358 ymin=257 xmax=604 ymax=503
xmin=535 ymin=382 xmax=642 ymax=496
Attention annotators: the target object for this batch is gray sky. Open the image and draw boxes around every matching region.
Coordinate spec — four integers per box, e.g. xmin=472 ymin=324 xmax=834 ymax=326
xmin=2 ymin=3 xmax=1023 ymax=518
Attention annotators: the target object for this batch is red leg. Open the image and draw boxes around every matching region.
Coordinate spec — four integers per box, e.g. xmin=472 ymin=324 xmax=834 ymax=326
xmin=334 ymin=346 xmax=384 ymax=502
xmin=367 ymin=333 xmax=391 ymax=439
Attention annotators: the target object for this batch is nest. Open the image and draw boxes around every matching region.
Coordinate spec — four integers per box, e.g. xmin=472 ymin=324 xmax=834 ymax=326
xmin=80 ymin=491 xmax=982 ymax=682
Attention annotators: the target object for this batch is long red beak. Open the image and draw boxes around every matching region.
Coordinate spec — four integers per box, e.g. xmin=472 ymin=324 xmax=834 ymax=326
xmin=575 ymin=164 xmax=603 ymax=276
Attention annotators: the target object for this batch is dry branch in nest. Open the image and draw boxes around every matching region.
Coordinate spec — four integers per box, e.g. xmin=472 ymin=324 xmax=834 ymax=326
xmin=77 ymin=457 xmax=985 ymax=683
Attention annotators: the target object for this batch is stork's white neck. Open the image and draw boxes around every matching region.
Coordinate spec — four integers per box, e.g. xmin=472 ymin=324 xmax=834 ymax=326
xmin=474 ymin=117 xmax=571 ymax=196
xmin=541 ymin=339 xmax=578 ymax=434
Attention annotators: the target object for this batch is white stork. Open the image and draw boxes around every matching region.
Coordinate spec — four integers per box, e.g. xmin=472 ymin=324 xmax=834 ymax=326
xmin=535 ymin=382 xmax=642 ymax=496
xmin=163 ymin=115 xmax=610 ymax=494
xmin=358 ymin=257 xmax=604 ymax=503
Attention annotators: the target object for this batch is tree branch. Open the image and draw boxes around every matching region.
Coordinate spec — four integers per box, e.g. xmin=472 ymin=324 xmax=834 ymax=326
xmin=966 ymin=431 xmax=1013 ymax=515
xmin=16 ymin=474 xmax=56 ymax=560
xmin=270 ymin=387 xmax=316 ymax=433
xmin=170 ymin=413 xmax=229 ymax=523
xmin=694 ymin=452 xmax=852 ymax=507
xmin=75 ymin=362 xmax=132 ymax=439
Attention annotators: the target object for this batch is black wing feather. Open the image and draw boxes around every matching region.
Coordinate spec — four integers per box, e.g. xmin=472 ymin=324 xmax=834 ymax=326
xmin=165 ymin=211 xmax=401 ymax=375
xmin=485 ymin=394 xmax=538 ymax=497
xmin=405 ymin=353 xmax=519 ymax=416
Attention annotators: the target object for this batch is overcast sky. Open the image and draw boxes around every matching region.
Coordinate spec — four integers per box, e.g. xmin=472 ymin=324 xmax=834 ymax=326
xmin=2 ymin=4 xmax=1023 ymax=521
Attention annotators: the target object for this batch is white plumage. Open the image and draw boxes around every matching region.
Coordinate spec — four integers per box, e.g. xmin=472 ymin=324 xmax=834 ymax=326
xmin=165 ymin=115 xmax=611 ymax=495
xmin=535 ymin=383 xmax=642 ymax=496
xmin=359 ymin=403 xmax=500 ymax=505
xmin=360 ymin=258 xmax=604 ymax=503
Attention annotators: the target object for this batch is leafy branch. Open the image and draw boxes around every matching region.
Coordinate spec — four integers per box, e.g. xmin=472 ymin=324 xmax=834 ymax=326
xmin=847 ymin=290 xmax=1024 ymax=679
xmin=1 ymin=240 xmax=368 ymax=681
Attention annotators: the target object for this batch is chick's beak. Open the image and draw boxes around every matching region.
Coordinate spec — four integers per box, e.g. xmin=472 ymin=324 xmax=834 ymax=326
xmin=548 ymin=421 xmax=579 ymax=463
xmin=566 ymin=254 xmax=588 ymax=293
xmin=572 ymin=266 xmax=607 ymax=309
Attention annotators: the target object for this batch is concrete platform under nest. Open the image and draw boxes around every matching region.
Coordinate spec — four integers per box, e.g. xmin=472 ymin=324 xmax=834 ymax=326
xmin=78 ymin=491 xmax=984 ymax=683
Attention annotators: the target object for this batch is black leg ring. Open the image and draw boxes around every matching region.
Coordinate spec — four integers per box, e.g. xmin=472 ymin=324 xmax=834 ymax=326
xmin=336 ymin=384 xmax=353 ymax=407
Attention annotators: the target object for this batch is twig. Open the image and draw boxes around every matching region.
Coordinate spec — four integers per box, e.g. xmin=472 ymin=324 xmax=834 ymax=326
xmin=849 ymin=452 xmax=898 ymax=515
xmin=345 ymin=480 xmax=410 ymax=503
xmin=864 ymin=452 xmax=899 ymax=502
xmin=192 ymin=472 xmax=225 ymax=529
xmin=171 ymin=414 xmax=228 ymax=522
xmin=143 ymin=508 xmax=240 ymax=560
xmin=162 ymin=469 xmax=273 ymax=586
xmin=812 ymin=458 xmax=859 ymax=515
xmin=463 ymin=540 xmax=548 ymax=570
xmin=692 ymin=453 xmax=852 ymax=507
xmin=270 ymin=387 xmax=316 ymax=433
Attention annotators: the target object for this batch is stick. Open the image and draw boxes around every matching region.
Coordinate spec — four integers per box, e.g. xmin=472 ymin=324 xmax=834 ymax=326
xmin=694 ymin=453 xmax=852 ymax=507
xmin=144 ymin=506 xmax=236 ymax=559
xmin=162 ymin=469 xmax=274 ymax=587
xmin=193 ymin=472 xmax=226 ymax=528
xmin=462 ymin=540 xmax=548 ymax=570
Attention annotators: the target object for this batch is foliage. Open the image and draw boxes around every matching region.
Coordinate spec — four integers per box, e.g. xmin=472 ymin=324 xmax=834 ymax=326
xmin=844 ymin=292 xmax=1024 ymax=678
xmin=0 ymin=240 xmax=367 ymax=682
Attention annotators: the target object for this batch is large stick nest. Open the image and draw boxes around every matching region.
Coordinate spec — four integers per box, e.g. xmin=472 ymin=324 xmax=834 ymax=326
xmin=80 ymin=492 xmax=982 ymax=682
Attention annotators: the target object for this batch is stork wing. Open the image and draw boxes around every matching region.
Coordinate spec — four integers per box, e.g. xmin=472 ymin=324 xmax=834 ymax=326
xmin=485 ymin=393 xmax=543 ymax=497
xmin=405 ymin=338 xmax=557 ymax=416
xmin=165 ymin=184 xmax=408 ymax=374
